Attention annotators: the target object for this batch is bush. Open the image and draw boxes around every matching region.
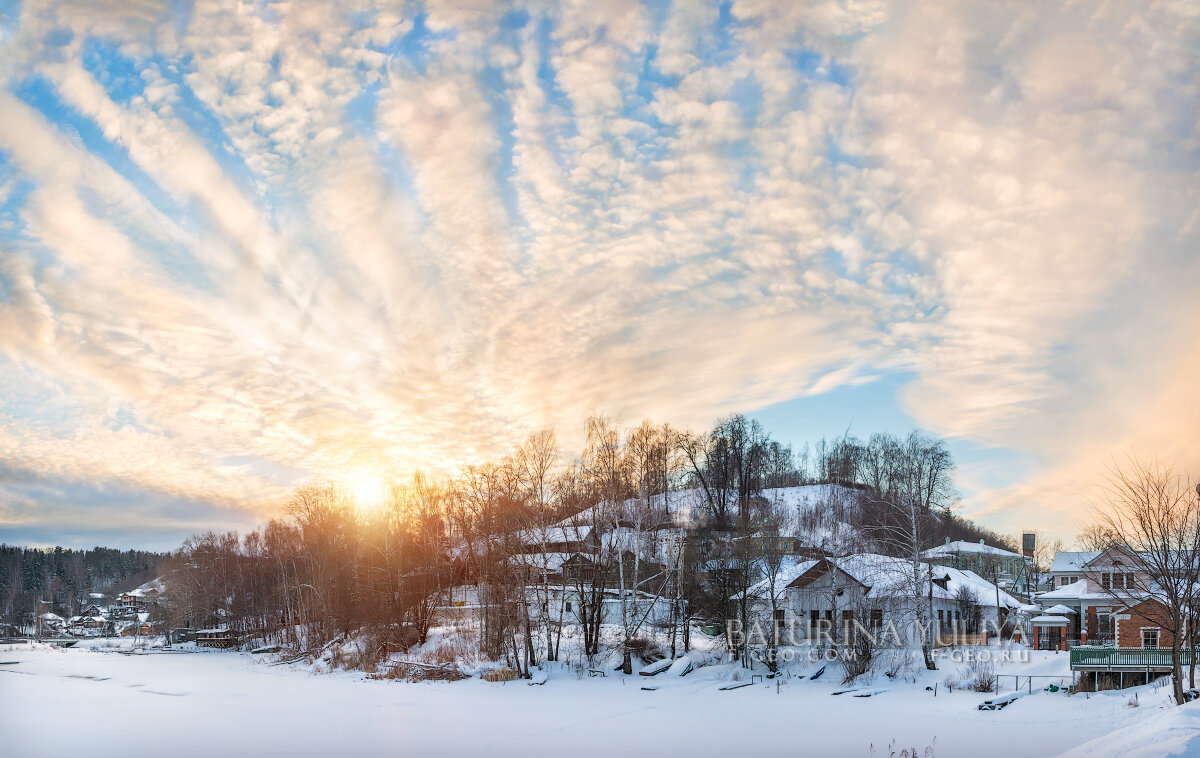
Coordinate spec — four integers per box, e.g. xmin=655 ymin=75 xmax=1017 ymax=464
xmin=374 ymin=661 xmax=468 ymax=682
xmin=966 ymin=657 xmax=995 ymax=693
xmin=626 ymin=637 xmax=664 ymax=663
xmin=945 ymin=656 xmax=995 ymax=693
xmin=882 ymin=650 xmax=917 ymax=682
xmin=840 ymin=631 xmax=875 ymax=683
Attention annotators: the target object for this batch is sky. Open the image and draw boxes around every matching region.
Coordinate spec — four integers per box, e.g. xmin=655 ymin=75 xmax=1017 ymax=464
xmin=0 ymin=0 xmax=1197 ymax=552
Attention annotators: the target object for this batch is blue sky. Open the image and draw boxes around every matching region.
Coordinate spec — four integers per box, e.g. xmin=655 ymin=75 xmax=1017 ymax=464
xmin=0 ymin=0 xmax=1198 ymax=551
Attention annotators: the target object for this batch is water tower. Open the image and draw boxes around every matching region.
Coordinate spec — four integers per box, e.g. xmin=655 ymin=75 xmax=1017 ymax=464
xmin=1022 ymin=532 xmax=1036 ymax=558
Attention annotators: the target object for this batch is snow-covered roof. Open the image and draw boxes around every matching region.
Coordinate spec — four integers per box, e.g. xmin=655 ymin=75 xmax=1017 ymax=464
xmin=507 ymin=552 xmax=581 ymax=572
xmin=1038 ymin=578 xmax=1154 ymax=602
xmin=516 ymin=525 xmax=593 ymax=546
xmin=922 ymin=540 xmax=1026 ymax=560
xmin=931 ymin=565 xmax=1026 ymax=609
xmin=788 ymin=554 xmax=1023 ymax=608
xmin=1048 ymin=551 xmax=1100 ymax=573
xmin=1043 ymin=604 xmax=1077 ymax=615
xmin=1030 ymin=615 xmax=1070 ymax=625
xmin=740 ymin=557 xmax=820 ymax=601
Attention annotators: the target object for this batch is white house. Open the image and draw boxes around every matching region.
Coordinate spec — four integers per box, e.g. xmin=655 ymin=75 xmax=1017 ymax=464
xmin=783 ymin=553 xmax=1024 ymax=647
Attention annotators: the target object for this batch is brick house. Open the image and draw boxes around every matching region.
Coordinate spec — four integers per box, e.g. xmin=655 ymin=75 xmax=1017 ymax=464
xmin=1038 ymin=545 xmax=1160 ymax=646
xmin=1111 ymin=598 xmax=1175 ymax=650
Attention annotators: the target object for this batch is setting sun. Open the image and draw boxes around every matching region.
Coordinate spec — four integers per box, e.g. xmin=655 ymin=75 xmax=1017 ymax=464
xmin=349 ymin=475 xmax=388 ymax=513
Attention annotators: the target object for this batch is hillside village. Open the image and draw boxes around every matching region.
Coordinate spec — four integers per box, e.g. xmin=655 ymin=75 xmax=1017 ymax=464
xmin=13 ymin=480 xmax=1196 ymax=702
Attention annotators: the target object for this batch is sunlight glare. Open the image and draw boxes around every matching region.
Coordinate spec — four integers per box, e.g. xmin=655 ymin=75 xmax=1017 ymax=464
xmin=349 ymin=475 xmax=387 ymax=513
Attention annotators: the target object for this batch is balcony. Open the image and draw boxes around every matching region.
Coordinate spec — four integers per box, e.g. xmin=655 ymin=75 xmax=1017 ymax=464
xmin=1070 ymin=647 xmax=1194 ymax=671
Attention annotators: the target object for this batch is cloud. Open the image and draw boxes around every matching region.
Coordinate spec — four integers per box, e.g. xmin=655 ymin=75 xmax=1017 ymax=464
xmin=0 ymin=0 xmax=1195 ymax=546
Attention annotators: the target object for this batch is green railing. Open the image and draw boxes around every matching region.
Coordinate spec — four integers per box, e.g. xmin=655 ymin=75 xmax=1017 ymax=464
xmin=1070 ymin=647 xmax=1193 ymax=669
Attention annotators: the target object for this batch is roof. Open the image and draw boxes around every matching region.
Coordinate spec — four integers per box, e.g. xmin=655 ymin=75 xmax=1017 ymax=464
xmin=786 ymin=553 xmax=1023 ymax=608
xmin=931 ymin=565 xmax=1026 ymax=609
xmin=739 ymin=557 xmax=819 ymax=601
xmin=921 ymin=540 xmax=1026 ymax=560
xmin=1048 ymin=551 xmax=1100 ymax=573
xmin=516 ymin=525 xmax=593 ymax=547
xmin=507 ymin=552 xmax=581 ymax=572
xmin=1038 ymin=578 xmax=1152 ymax=602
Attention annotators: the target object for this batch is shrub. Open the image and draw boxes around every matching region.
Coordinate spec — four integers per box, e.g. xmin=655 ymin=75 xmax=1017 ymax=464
xmin=626 ymin=637 xmax=664 ymax=663
xmin=840 ymin=629 xmax=875 ymax=683
xmin=966 ymin=657 xmax=995 ymax=693
xmin=945 ymin=657 xmax=995 ymax=693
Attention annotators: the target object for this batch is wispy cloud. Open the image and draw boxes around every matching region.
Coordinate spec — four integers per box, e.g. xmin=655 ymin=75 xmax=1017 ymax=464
xmin=0 ymin=0 xmax=1196 ymax=546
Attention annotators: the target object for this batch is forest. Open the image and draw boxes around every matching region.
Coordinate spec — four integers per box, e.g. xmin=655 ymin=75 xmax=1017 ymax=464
xmin=0 ymin=545 xmax=165 ymax=627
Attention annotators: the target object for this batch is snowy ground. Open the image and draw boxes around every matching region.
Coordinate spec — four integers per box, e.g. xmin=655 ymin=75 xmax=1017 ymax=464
xmin=2 ymin=640 xmax=1196 ymax=757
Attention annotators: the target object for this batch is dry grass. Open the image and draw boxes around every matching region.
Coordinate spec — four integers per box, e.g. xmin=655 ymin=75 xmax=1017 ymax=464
xmin=372 ymin=661 xmax=468 ymax=682
xmin=483 ymin=667 xmax=520 ymax=682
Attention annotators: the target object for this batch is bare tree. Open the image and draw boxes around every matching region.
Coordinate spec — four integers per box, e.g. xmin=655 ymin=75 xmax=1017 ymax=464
xmin=758 ymin=491 xmax=791 ymax=671
xmin=860 ymin=431 xmax=956 ymax=670
xmin=1088 ymin=457 xmax=1200 ymax=703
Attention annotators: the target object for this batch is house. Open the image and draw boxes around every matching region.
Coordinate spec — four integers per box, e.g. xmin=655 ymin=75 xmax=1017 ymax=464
xmin=170 ymin=628 xmax=198 ymax=644
xmin=512 ymin=525 xmax=599 ymax=555
xmin=37 ymin=612 xmax=66 ymax=635
xmin=1037 ymin=545 xmax=1161 ymax=647
xmin=117 ymin=586 xmax=160 ymax=610
xmin=69 ymin=615 xmax=106 ymax=631
xmin=1068 ymin=596 xmax=1196 ymax=690
xmin=1046 ymin=551 xmax=1099 ymax=589
xmin=119 ymin=621 xmax=154 ymax=637
xmin=783 ymin=553 xmax=1024 ymax=647
xmin=196 ymin=628 xmax=238 ymax=648
xmin=921 ymin=539 xmax=1035 ymax=596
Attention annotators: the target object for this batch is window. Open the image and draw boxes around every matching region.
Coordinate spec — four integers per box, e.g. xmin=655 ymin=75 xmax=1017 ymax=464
xmin=1101 ymin=573 xmax=1112 ymax=590
xmin=564 ymin=602 xmax=571 ymax=613
xmin=870 ymin=609 xmax=883 ymax=629
xmin=774 ymin=609 xmax=786 ymax=622
xmin=1142 ymin=628 xmax=1160 ymax=649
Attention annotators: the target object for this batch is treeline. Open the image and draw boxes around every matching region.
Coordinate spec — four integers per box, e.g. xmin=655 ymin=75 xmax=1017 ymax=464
xmin=162 ymin=415 xmax=1015 ymax=672
xmin=0 ymin=545 xmax=165 ymax=625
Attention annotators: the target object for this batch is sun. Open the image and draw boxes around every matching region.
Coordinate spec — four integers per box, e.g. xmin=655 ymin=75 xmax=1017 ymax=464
xmin=349 ymin=474 xmax=388 ymax=513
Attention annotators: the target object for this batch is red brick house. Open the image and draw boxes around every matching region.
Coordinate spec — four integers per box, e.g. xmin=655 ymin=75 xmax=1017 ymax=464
xmin=1112 ymin=598 xmax=1175 ymax=649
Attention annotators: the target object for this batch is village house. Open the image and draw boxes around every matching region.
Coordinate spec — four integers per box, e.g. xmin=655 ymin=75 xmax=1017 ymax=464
xmin=1037 ymin=545 xmax=1168 ymax=647
xmin=921 ymin=539 xmax=1035 ymax=597
xmin=782 ymin=553 xmax=1024 ymax=647
xmin=1042 ymin=545 xmax=1199 ymax=689
xmin=1046 ymin=550 xmax=1097 ymax=590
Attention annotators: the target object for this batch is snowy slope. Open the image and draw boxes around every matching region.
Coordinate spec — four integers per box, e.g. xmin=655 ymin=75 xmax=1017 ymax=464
xmin=1057 ymin=700 xmax=1200 ymax=757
